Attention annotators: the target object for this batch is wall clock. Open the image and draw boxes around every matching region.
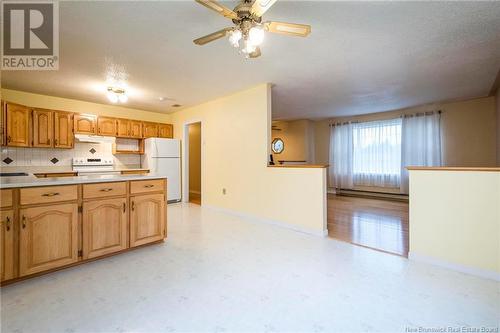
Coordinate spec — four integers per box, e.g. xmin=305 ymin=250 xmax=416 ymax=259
xmin=271 ymin=138 xmax=284 ymax=154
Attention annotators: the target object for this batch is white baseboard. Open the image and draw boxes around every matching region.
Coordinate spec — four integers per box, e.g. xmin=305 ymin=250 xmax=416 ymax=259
xmin=409 ymin=252 xmax=500 ymax=282
xmin=204 ymin=204 xmax=328 ymax=237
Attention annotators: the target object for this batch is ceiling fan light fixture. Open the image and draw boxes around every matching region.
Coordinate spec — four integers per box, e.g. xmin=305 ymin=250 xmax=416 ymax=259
xmin=241 ymin=39 xmax=257 ymax=56
xmin=248 ymin=26 xmax=265 ymax=46
xmin=228 ymin=29 xmax=242 ymax=48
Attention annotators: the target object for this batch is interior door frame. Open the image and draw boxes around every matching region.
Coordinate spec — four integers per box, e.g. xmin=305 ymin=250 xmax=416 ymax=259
xmin=182 ymin=119 xmax=203 ymax=204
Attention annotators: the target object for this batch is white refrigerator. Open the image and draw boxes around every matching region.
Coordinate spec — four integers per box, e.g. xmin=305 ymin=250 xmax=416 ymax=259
xmin=141 ymin=138 xmax=181 ymax=203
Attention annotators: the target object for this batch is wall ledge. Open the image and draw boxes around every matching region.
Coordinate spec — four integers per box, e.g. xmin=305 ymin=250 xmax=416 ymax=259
xmin=407 ymin=167 xmax=500 ymax=172
xmin=204 ymin=204 xmax=328 ymax=237
xmin=409 ymin=252 xmax=500 ymax=282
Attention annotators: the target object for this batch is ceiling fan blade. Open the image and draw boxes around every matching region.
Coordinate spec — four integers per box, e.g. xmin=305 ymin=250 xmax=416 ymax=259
xmin=193 ymin=28 xmax=232 ymax=45
xmin=264 ymin=21 xmax=311 ymax=37
xmin=249 ymin=47 xmax=261 ymax=58
xmin=195 ymin=0 xmax=238 ymax=20
xmin=250 ymin=0 xmax=278 ymax=17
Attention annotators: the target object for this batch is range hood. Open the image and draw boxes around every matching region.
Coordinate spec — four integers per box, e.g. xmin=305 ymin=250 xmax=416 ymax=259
xmin=74 ymin=134 xmax=116 ymax=144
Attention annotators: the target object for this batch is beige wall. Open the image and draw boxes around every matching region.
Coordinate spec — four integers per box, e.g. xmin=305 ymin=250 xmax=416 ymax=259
xmin=409 ymin=170 xmax=500 ymax=280
xmin=271 ymin=120 xmax=315 ymax=164
xmin=1 ymin=89 xmax=171 ymax=123
xmin=171 ymin=84 xmax=327 ymax=236
xmin=188 ymin=122 xmax=201 ymax=194
xmin=313 ymin=96 xmax=497 ymax=168
xmin=496 ymin=88 xmax=500 ymax=165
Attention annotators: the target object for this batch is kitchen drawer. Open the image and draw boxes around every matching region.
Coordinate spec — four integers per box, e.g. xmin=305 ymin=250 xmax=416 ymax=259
xmin=130 ymin=179 xmax=165 ymax=194
xmin=1 ymin=189 xmax=13 ymax=208
xmin=20 ymin=185 xmax=78 ymax=205
xmin=83 ymin=182 xmax=126 ymax=199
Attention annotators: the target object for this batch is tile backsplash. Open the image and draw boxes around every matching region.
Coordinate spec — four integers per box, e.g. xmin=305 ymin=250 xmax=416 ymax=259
xmin=1 ymin=142 xmax=140 ymax=167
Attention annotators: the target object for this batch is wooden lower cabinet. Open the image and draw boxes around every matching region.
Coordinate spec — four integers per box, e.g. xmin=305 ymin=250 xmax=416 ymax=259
xmin=1 ymin=210 xmax=15 ymax=281
xmin=82 ymin=197 xmax=128 ymax=259
xmin=1 ymin=180 xmax=166 ymax=284
xmin=130 ymin=193 xmax=165 ymax=247
xmin=19 ymin=203 xmax=78 ymax=277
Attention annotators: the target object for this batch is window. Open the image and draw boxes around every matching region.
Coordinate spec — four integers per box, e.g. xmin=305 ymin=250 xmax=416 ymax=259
xmin=352 ymin=118 xmax=402 ymax=188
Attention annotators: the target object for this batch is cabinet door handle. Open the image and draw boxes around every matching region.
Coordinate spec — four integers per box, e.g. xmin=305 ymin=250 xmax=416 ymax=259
xmin=42 ymin=192 xmax=60 ymax=197
xmin=54 ymin=138 xmax=58 ymax=145
xmin=100 ymin=188 xmax=113 ymax=192
xmin=123 ymin=202 xmax=126 ymax=212
xmin=131 ymin=201 xmax=135 ymax=211
xmin=144 ymin=184 xmax=154 ymax=188
xmin=5 ymin=216 xmax=11 ymax=231
xmin=7 ymin=136 xmax=11 ymax=143
xmin=47 ymin=138 xmax=51 ymax=145
xmin=22 ymin=215 xmax=26 ymax=229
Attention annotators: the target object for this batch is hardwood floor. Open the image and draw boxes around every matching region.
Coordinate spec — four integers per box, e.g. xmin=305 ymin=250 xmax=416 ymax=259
xmin=189 ymin=192 xmax=201 ymax=205
xmin=327 ymin=194 xmax=409 ymax=257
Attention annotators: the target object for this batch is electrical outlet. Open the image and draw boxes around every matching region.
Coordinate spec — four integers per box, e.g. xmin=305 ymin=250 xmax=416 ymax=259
xmin=222 ymin=188 xmax=226 ymax=195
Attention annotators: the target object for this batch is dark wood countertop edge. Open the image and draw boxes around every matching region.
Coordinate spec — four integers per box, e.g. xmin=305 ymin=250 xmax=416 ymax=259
xmin=268 ymin=164 xmax=329 ymax=169
xmin=407 ymin=167 xmax=500 ymax=172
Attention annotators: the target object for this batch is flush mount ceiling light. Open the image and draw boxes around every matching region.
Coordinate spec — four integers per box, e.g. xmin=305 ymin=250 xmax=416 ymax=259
xmin=194 ymin=0 xmax=311 ymax=59
xmin=106 ymin=87 xmax=128 ymax=103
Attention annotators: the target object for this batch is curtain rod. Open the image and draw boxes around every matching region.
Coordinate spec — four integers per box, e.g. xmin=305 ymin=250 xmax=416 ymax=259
xmin=329 ymin=110 xmax=442 ymax=127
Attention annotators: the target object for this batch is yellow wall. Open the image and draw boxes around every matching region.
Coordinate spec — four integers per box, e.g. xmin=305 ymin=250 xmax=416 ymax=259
xmin=409 ymin=170 xmax=500 ymax=280
xmin=188 ymin=122 xmax=201 ymax=194
xmin=1 ymin=89 xmax=171 ymax=123
xmin=171 ymin=84 xmax=327 ymax=236
xmin=314 ymin=96 xmax=497 ymax=168
xmin=271 ymin=120 xmax=315 ymax=164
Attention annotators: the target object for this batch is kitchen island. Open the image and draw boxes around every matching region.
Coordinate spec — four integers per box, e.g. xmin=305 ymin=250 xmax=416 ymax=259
xmin=0 ymin=173 xmax=167 ymax=285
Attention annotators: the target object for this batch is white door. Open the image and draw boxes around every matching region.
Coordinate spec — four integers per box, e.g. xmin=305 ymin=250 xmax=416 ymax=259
xmin=156 ymin=158 xmax=181 ymax=201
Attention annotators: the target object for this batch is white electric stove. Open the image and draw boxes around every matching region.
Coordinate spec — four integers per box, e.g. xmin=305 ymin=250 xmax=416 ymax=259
xmin=72 ymin=157 xmax=120 ymax=175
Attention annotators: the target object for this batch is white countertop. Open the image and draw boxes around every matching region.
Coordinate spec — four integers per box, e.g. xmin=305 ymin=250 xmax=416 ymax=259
xmin=0 ymin=165 xmax=148 ymax=174
xmin=0 ymin=173 xmax=166 ymax=189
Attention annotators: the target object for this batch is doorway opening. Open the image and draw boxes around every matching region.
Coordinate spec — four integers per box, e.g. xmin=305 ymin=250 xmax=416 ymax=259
xmin=187 ymin=122 xmax=201 ymax=205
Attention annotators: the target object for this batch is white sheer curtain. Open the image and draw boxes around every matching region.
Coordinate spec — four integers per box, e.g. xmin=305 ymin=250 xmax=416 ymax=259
xmin=329 ymin=122 xmax=353 ymax=189
xmin=352 ymin=119 xmax=402 ymax=188
xmin=400 ymin=111 xmax=442 ymax=194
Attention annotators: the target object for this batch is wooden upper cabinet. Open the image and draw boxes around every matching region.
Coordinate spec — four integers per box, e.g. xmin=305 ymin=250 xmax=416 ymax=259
xmin=129 ymin=120 xmax=142 ymax=138
xmin=32 ymin=108 xmax=53 ymax=148
xmin=1 ymin=210 xmax=15 ymax=282
xmin=143 ymin=122 xmax=158 ymax=138
xmin=5 ymin=103 xmax=31 ymax=147
xmin=130 ymin=193 xmax=165 ymax=247
xmin=82 ymin=197 xmax=128 ymax=259
xmin=19 ymin=203 xmax=79 ymax=277
xmin=97 ymin=116 xmax=117 ymax=136
xmin=116 ymin=118 xmax=130 ymax=137
xmin=158 ymin=124 xmax=173 ymax=138
xmin=1 ymin=101 xmax=4 ymax=146
xmin=74 ymin=114 xmax=97 ymax=134
xmin=54 ymin=111 xmax=74 ymax=149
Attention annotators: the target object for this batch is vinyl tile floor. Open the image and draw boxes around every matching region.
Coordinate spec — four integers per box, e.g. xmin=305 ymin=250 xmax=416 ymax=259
xmin=1 ymin=203 xmax=498 ymax=333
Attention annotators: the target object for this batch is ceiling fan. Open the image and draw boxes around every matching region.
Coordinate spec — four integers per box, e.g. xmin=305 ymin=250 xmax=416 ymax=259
xmin=193 ymin=0 xmax=311 ymax=58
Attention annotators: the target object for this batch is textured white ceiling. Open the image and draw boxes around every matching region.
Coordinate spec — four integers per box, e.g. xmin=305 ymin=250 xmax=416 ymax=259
xmin=2 ymin=1 xmax=500 ymax=119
